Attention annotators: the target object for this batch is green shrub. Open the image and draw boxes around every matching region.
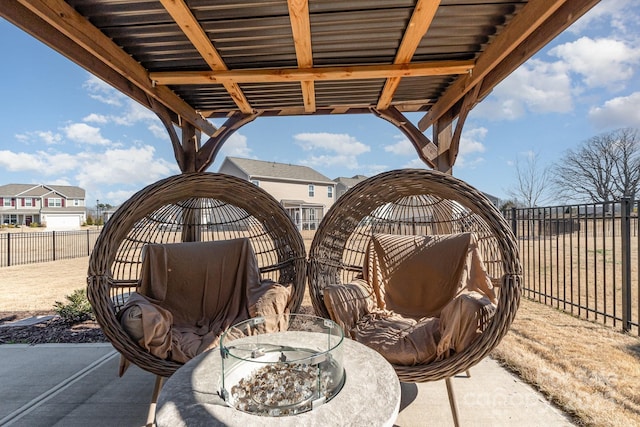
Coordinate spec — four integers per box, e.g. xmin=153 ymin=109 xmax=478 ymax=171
xmin=54 ymin=289 xmax=94 ymax=324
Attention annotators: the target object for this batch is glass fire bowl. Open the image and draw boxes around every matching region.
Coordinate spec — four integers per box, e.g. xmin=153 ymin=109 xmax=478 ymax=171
xmin=219 ymin=313 xmax=345 ymax=417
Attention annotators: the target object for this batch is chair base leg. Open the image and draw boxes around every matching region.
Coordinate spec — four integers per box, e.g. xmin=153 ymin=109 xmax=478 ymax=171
xmin=146 ymin=375 xmax=164 ymax=427
xmin=445 ymin=376 xmax=461 ymax=427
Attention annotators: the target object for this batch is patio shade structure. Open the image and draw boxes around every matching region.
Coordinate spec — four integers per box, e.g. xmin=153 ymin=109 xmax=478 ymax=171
xmin=1 ymin=0 xmax=600 ymax=173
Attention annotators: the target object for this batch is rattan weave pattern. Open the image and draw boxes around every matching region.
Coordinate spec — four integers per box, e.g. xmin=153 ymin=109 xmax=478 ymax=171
xmin=308 ymin=169 xmax=522 ymax=382
xmin=87 ymin=173 xmax=306 ymax=378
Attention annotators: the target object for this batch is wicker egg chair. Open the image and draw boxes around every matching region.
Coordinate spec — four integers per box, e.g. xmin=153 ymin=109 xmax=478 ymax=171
xmin=87 ymin=172 xmax=307 ymax=380
xmin=308 ymin=169 xmax=521 ymax=423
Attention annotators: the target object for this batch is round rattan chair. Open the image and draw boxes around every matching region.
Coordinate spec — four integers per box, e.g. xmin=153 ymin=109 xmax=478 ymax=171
xmin=308 ymin=169 xmax=522 ymax=384
xmin=87 ymin=172 xmax=307 ymax=379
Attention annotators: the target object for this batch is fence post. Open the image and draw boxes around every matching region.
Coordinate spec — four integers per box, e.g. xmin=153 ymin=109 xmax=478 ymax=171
xmin=52 ymin=231 xmax=56 ymax=262
xmin=87 ymin=229 xmax=90 ymax=256
xmin=6 ymin=233 xmax=10 ymax=267
xmin=622 ymin=198 xmax=632 ymax=332
xmin=510 ymin=207 xmax=517 ymax=238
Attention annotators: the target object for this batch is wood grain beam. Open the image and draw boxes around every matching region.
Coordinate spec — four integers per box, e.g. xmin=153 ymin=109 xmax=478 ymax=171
xmin=149 ymin=60 xmax=474 ymax=85
xmin=371 ymin=107 xmax=437 ymax=168
xmin=158 ymin=0 xmax=253 ymax=114
xmin=418 ymin=0 xmax=569 ymax=131
xmin=288 ymin=0 xmax=315 ymax=112
xmin=148 ymin=96 xmax=187 ymax=172
xmin=377 ymin=0 xmax=440 ymax=109
xmin=196 ymin=112 xmax=260 ymax=172
xmin=16 ymin=0 xmax=216 ymax=136
xmin=449 ymin=83 xmax=481 ymax=166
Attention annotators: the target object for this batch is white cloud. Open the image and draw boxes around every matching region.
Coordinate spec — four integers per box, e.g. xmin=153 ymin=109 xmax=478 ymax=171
xmin=83 ymin=75 xmax=125 ymax=107
xmin=459 ymin=127 xmax=487 ymax=155
xmin=0 ymin=144 xmax=177 ymax=205
xmin=549 ymin=37 xmax=640 ymax=89
xmin=588 ymin=91 xmax=640 ymax=129
xmin=74 ymin=146 xmax=176 ymax=188
xmin=219 ymin=132 xmax=253 ymax=158
xmin=63 ymin=123 xmax=111 ymax=146
xmin=0 ymin=150 xmax=78 ymax=174
xmin=83 ymin=113 xmax=109 ymax=124
xmin=110 ymin=101 xmax=158 ymax=126
xmin=473 ymin=58 xmax=573 ymax=120
xmin=568 ymin=0 xmax=637 ymax=35
xmin=82 ymin=75 xmax=166 ymax=139
xmin=384 ymin=135 xmax=415 ymax=156
xmin=294 ymin=132 xmax=370 ymax=169
xmin=14 ymin=131 xmax=63 ymax=145
xmin=452 ymin=126 xmax=487 ymax=169
xmin=105 ymin=189 xmax=137 ymax=205
xmin=148 ymin=123 xmax=169 ymax=140
xmin=295 ymin=132 xmax=370 ymax=156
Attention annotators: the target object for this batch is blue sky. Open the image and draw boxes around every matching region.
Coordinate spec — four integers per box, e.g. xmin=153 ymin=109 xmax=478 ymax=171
xmin=1 ymin=0 xmax=640 ymax=206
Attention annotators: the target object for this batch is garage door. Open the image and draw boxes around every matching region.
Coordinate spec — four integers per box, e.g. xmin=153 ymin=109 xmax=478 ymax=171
xmin=45 ymin=215 xmax=82 ymax=230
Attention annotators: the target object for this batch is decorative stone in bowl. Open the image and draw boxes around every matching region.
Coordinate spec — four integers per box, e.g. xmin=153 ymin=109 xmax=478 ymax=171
xmin=220 ymin=313 xmax=345 ymax=416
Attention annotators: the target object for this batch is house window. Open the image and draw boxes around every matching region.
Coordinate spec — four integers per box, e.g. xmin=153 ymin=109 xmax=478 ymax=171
xmin=73 ymin=199 xmax=81 ymax=206
xmin=328 ymin=186 xmax=333 ymax=198
xmin=251 ymin=179 xmax=260 ymax=187
xmin=24 ymin=198 xmax=33 ymax=207
xmin=49 ymin=198 xmax=62 ymax=207
xmin=308 ymin=184 xmax=315 ymax=197
xmin=3 ymin=198 xmax=11 ymax=207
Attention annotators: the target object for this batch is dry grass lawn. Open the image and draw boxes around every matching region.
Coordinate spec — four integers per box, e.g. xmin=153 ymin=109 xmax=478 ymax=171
xmin=491 ymin=298 xmax=640 ymax=427
xmin=2 ymin=254 xmax=640 ymax=426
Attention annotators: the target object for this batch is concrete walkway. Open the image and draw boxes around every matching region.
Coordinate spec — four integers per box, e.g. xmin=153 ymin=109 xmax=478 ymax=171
xmin=0 ymin=344 xmax=574 ymax=427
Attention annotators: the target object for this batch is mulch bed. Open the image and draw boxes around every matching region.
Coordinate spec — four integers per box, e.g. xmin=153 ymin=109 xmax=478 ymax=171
xmin=0 ymin=311 xmax=107 ymax=344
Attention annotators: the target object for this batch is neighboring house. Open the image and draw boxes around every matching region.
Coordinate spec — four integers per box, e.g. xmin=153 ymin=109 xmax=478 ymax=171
xmin=219 ymin=157 xmax=336 ymax=231
xmin=334 ymin=174 xmax=368 ymax=199
xmin=0 ymin=184 xmax=87 ymax=230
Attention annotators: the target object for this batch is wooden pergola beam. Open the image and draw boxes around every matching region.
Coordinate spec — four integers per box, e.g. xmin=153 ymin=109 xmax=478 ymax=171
xmin=288 ymin=0 xmax=315 ymax=113
xmin=15 ymin=0 xmax=216 ymax=136
xmin=158 ymin=0 xmax=253 ymax=114
xmin=449 ymin=83 xmax=481 ymax=166
xmin=372 ymin=107 xmax=437 ymax=168
xmin=148 ymin=96 xmax=188 ymax=172
xmin=418 ymin=0 xmax=569 ymax=131
xmin=149 ymin=60 xmax=474 ymax=85
xmin=377 ymin=0 xmax=440 ymax=110
xmin=196 ymin=112 xmax=260 ymax=172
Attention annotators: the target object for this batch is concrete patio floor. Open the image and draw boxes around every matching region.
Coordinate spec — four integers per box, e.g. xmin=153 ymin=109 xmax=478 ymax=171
xmin=0 ymin=343 xmax=574 ymax=427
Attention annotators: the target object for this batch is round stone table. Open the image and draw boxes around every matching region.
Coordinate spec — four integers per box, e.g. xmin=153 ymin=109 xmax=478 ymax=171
xmin=156 ymin=338 xmax=400 ymax=426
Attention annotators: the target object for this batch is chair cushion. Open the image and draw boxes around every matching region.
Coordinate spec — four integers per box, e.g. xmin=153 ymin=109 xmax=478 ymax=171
xmin=322 ymin=279 xmax=374 ymax=333
xmin=322 ymin=232 xmax=498 ymax=365
xmin=352 ymin=311 xmax=441 ymax=365
xmin=363 ymin=233 xmax=495 ymax=318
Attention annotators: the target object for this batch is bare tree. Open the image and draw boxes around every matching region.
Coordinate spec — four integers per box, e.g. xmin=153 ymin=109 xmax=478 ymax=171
xmin=507 ymin=151 xmax=552 ymax=207
xmin=552 ymin=128 xmax=640 ymax=202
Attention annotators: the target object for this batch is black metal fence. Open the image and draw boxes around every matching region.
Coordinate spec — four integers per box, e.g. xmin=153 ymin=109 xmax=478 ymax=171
xmin=0 ymin=229 xmax=101 ymax=267
xmin=504 ymin=199 xmax=639 ymax=335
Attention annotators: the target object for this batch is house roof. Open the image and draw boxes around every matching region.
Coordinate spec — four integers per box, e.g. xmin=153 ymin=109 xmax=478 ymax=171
xmin=224 ymin=157 xmax=334 ymax=184
xmin=0 ymin=1 xmax=599 ymax=171
xmin=0 ymin=184 xmax=85 ymax=199
xmin=334 ymin=175 xmax=369 ymax=188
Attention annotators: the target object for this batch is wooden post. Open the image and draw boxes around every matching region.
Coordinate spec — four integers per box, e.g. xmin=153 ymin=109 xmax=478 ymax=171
xmin=434 ymin=113 xmax=453 ymax=174
xmin=433 ymin=113 xmax=454 ymax=234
